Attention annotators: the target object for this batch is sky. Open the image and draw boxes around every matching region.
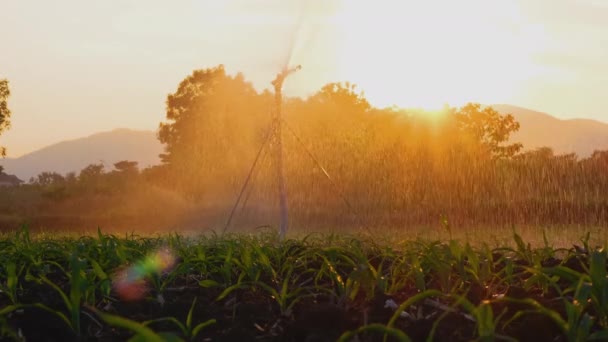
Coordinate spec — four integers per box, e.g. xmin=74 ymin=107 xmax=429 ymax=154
xmin=0 ymin=0 xmax=607 ymax=157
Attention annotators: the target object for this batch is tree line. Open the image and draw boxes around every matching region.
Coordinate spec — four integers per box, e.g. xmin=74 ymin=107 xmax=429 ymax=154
xmin=1 ymin=67 xmax=607 ymax=229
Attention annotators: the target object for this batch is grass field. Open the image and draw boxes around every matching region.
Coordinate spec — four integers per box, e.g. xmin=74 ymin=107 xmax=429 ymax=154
xmin=1 ymin=226 xmax=607 ymax=341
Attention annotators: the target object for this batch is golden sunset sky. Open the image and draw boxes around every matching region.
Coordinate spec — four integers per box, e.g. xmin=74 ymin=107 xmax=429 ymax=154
xmin=1 ymin=0 xmax=607 ymax=156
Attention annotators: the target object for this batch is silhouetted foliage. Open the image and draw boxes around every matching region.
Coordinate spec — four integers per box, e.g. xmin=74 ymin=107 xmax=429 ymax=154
xmin=0 ymin=78 xmax=12 ymax=157
xmin=150 ymin=66 xmax=608 ymax=227
xmin=79 ymin=163 xmax=105 ymax=182
xmin=158 ymin=65 xmax=271 ymax=198
xmin=454 ymin=103 xmax=522 ymax=159
xmin=30 ymin=172 xmax=65 ymax=186
xmin=113 ymin=160 xmax=139 ymax=175
xmin=1 ymin=66 xmax=607 ymax=231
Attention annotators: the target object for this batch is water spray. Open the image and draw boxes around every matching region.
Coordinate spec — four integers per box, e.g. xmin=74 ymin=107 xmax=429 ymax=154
xmin=223 ymin=2 xmax=351 ymax=239
xmin=222 ymin=65 xmax=301 ymax=240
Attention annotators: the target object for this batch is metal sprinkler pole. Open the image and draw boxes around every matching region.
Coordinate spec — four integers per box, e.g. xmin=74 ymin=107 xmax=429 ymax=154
xmin=271 ymin=65 xmax=301 ymax=240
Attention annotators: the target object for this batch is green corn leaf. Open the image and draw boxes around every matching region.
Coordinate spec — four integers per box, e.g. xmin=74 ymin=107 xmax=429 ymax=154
xmin=589 ymin=329 xmax=608 ymax=341
xmin=186 ymin=297 xmax=196 ymax=330
xmin=216 ymin=283 xmax=251 ymax=301
xmin=39 ymin=276 xmax=72 ymax=314
xmin=198 ymin=279 xmax=220 ymax=288
xmin=143 ymin=317 xmax=187 ymax=336
xmin=338 ymin=323 xmax=411 ymax=342
xmin=513 ymin=232 xmax=528 ymax=258
xmin=388 ymin=290 xmax=443 ymax=328
xmin=69 ymin=253 xmax=85 ymax=336
xmin=0 ymin=305 xmax=21 ymax=316
xmin=90 ymin=260 xmax=108 ymax=280
xmin=191 ymin=319 xmax=216 ymax=339
xmin=476 ymin=301 xmax=495 ymax=338
xmin=543 ymin=266 xmax=584 ymax=283
xmin=96 ymin=310 xmax=169 ymax=342
xmin=30 ymin=303 xmax=73 ymax=331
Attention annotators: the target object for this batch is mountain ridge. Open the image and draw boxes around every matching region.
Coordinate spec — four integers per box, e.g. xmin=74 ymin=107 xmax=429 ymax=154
xmin=1 ymin=129 xmax=163 ymax=180
xmin=492 ymin=104 xmax=608 ymax=125
xmin=1 ymin=106 xmax=607 ymax=180
xmin=491 ymin=104 xmax=608 ymax=157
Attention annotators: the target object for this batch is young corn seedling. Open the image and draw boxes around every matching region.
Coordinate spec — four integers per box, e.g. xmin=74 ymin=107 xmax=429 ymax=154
xmin=143 ymin=297 xmax=216 ymax=341
xmin=217 ymin=263 xmax=314 ymax=317
xmin=92 ymin=307 xmax=183 ymax=342
xmin=338 ymin=323 xmax=411 ymax=342
xmin=23 ymin=252 xmax=87 ymax=338
xmin=314 ymin=252 xmax=360 ymax=309
xmin=0 ymin=262 xmax=22 ymax=305
xmin=455 ymin=297 xmax=515 ymax=342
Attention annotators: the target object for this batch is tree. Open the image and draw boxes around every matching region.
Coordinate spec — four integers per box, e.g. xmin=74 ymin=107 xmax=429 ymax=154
xmin=516 ymin=146 xmax=555 ymax=161
xmin=454 ymin=103 xmax=522 ymax=159
xmin=309 ymin=82 xmax=371 ymax=114
xmin=111 ymin=160 xmax=139 ymax=189
xmin=65 ymin=172 xmax=77 ymax=184
xmin=32 ymin=172 xmax=65 ymax=186
xmin=79 ymin=163 xmax=105 ymax=182
xmin=0 ymin=79 xmax=12 ymax=157
xmin=159 ymin=65 xmax=264 ymax=163
xmin=302 ymin=82 xmax=372 ymax=150
xmin=114 ymin=160 xmax=139 ymax=174
xmin=157 ymin=65 xmax=268 ymax=197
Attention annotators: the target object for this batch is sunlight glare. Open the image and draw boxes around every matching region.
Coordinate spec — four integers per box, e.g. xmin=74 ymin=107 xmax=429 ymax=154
xmin=324 ymin=0 xmax=554 ymax=112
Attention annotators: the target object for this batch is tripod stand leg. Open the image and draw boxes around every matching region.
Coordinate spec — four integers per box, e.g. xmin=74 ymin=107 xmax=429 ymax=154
xmin=278 ymin=160 xmax=288 ymax=240
xmin=223 ymin=124 xmax=276 ymax=234
xmin=282 ymin=119 xmax=373 ymax=235
xmin=276 ymin=121 xmax=289 ymax=241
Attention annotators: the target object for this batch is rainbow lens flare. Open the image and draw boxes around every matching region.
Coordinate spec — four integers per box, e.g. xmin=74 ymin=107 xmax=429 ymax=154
xmin=113 ymin=248 xmax=176 ymax=301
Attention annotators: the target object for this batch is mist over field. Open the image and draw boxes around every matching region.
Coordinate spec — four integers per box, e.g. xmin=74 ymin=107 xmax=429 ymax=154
xmin=2 ymin=66 xmax=608 ymax=234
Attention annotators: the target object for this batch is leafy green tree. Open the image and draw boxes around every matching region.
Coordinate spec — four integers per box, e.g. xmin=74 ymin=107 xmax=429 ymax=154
xmin=141 ymin=164 xmax=170 ymax=186
xmin=110 ymin=160 xmax=139 ymax=190
xmin=516 ymin=147 xmax=555 ymax=162
xmin=0 ymin=79 xmax=12 ymax=157
xmin=32 ymin=171 xmax=65 ymax=186
xmin=454 ymin=103 xmax=522 ymax=159
xmin=300 ymin=81 xmax=372 ymax=151
xmin=79 ymin=163 xmax=105 ymax=182
xmin=309 ymin=82 xmax=370 ymax=114
xmin=159 ymin=65 xmax=263 ymax=163
xmin=114 ymin=160 xmax=139 ymax=174
xmin=158 ymin=65 xmax=268 ymax=197
xmin=65 ymin=172 xmax=77 ymax=184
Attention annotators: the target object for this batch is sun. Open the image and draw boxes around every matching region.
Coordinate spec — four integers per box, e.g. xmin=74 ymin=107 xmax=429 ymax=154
xmin=319 ymin=0 xmax=548 ymax=112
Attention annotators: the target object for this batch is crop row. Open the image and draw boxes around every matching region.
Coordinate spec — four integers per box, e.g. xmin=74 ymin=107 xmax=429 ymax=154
xmin=1 ymin=228 xmax=607 ymax=341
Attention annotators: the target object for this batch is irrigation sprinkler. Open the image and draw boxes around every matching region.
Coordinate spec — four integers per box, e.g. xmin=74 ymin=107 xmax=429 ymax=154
xmin=223 ymin=65 xmax=301 ymax=240
xmin=222 ymin=64 xmax=365 ymax=239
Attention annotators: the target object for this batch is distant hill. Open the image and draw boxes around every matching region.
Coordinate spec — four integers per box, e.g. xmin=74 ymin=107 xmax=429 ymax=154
xmin=492 ymin=105 xmax=608 ymax=157
xmin=1 ymin=106 xmax=606 ymax=180
xmin=0 ymin=129 xmax=163 ymax=181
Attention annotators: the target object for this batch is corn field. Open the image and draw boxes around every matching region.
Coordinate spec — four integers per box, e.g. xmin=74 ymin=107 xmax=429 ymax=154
xmin=1 ymin=227 xmax=608 ymax=341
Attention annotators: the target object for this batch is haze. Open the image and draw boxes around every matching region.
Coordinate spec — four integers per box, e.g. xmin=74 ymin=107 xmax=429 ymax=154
xmin=1 ymin=0 xmax=607 ymax=157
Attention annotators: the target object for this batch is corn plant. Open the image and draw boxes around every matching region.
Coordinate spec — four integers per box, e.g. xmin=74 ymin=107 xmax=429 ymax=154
xmin=454 ymin=297 xmax=515 ymax=342
xmin=0 ymin=262 xmax=22 ymax=304
xmin=23 ymin=252 xmax=87 ymax=337
xmin=93 ymin=308 xmax=183 ymax=342
xmin=143 ymin=298 xmax=216 ymax=341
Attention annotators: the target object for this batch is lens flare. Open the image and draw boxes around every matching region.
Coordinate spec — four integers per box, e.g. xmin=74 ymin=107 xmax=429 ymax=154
xmin=112 ymin=249 xmax=176 ymax=301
